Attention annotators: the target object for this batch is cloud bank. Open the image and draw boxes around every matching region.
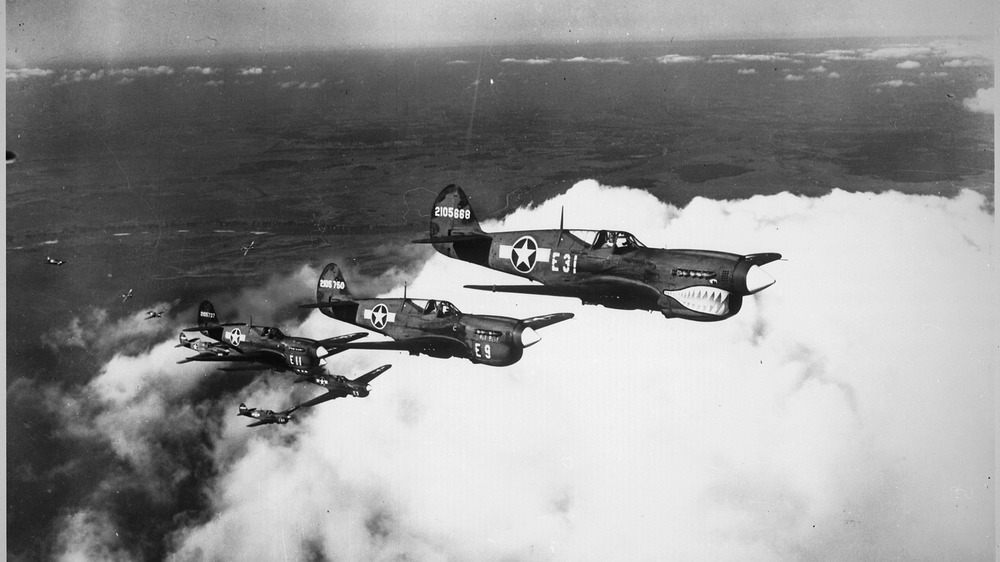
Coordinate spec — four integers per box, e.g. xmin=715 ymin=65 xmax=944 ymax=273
xmin=962 ymin=87 xmax=994 ymax=114
xmin=43 ymin=181 xmax=994 ymax=561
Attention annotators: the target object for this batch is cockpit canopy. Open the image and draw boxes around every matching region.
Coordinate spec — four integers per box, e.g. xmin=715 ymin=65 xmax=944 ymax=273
xmin=254 ymin=326 xmax=285 ymax=339
xmin=568 ymin=229 xmax=646 ymax=251
xmin=402 ymin=298 xmax=462 ymax=318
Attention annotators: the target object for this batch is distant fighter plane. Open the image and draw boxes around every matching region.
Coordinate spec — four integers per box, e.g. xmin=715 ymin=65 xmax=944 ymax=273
xmin=121 ymin=289 xmax=134 ymax=303
xmin=293 ymin=364 xmax=392 ymax=408
xmin=175 ymin=332 xmax=231 ymax=357
xmin=178 ymin=300 xmax=367 ymax=375
xmin=241 ymin=240 xmax=255 ymax=256
xmin=46 ymin=256 xmax=65 ymax=266
xmin=414 ymin=184 xmax=781 ymax=322
xmin=238 ymin=403 xmax=298 ymax=427
xmin=301 ymin=263 xmax=573 ymax=366
xmin=146 ymin=309 xmax=167 ymax=319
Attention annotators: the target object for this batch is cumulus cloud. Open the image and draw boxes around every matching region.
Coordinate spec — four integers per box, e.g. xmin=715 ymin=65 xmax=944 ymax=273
xmin=239 ymin=67 xmax=264 ymax=75
xmin=6 ymin=67 xmax=55 ymax=80
xmin=656 ymin=54 xmax=701 ymax=64
xmin=185 ymin=66 xmax=218 ymax=75
xmin=827 ymin=72 xmax=841 ymax=79
xmin=116 ymin=181 xmax=994 ymax=561
xmin=279 ymin=79 xmax=327 ymax=89
xmin=784 ymin=74 xmax=805 ymax=81
xmin=962 ymin=87 xmax=994 ymax=114
xmin=737 ymin=68 xmax=757 ymax=75
xmin=942 ymin=58 xmax=989 ymax=68
xmin=807 ymin=65 xmax=827 ymax=73
xmin=875 ymin=79 xmax=916 ymax=88
xmin=864 ymin=45 xmax=933 ymax=59
xmin=561 ymin=57 xmax=628 ymax=64
xmin=500 ymin=58 xmax=554 ymax=65
xmin=37 ymin=182 xmax=993 ymax=560
xmin=896 ymin=60 xmax=921 ymax=69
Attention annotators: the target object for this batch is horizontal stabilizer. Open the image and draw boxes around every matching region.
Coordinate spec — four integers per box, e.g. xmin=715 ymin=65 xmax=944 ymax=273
xmin=744 ymin=252 xmax=782 ymax=265
xmin=412 ymin=232 xmax=493 ymax=244
xmin=521 ymin=312 xmax=575 ymax=330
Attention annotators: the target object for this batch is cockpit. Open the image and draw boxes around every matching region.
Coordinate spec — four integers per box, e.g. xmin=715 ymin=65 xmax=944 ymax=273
xmin=255 ymin=326 xmax=285 ymax=339
xmin=402 ymin=299 xmax=462 ymax=318
xmin=588 ymin=230 xmax=645 ymax=252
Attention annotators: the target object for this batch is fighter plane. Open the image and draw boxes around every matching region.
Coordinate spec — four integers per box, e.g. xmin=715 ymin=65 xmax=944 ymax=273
xmin=146 ymin=309 xmax=167 ymax=319
xmin=301 ymin=263 xmax=573 ymax=366
xmin=293 ymin=364 xmax=392 ymax=408
xmin=121 ymin=289 xmax=133 ymax=303
xmin=46 ymin=256 xmax=65 ymax=266
xmin=413 ymin=184 xmax=781 ymax=322
xmin=241 ymin=240 xmax=255 ymax=256
xmin=238 ymin=403 xmax=298 ymax=427
xmin=178 ymin=300 xmax=367 ymax=375
xmin=175 ymin=332 xmax=231 ymax=357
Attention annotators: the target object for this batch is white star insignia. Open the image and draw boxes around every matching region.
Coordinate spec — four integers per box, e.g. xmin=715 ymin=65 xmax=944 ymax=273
xmin=511 ymin=236 xmax=538 ymax=272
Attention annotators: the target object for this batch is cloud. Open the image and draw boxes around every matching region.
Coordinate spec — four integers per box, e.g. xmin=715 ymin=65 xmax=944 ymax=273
xmin=737 ymin=68 xmax=757 ymax=75
xmin=784 ymin=74 xmax=805 ymax=81
xmin=942 ymin=58 xmax=989 ymax=68
xmin=875 ymin=80 xmax=916 ymax=88
xmin=279 ymin=79 xmax=327 ymax=89
xmin=656 ymin=54 xmax=701 ymax=64
xmin=962 ymin=88 xmax=994 ymax=114
xmin=500 ymin=58 xmax=554 ymax=65
xmin=827 ymin=72 xmax=841 ymax=79
xmin=807 ymin=65 xmax=827 ymax=73
xmin=151 ymin=181 xmax=995 ymax=560
xmin=864 ymin=45 xmax=933 ymax=59
xmin=895 ymin=60 xmax=921 ymax=69
xmin=561 ymin=57 xmax=628 ymax=64
xmin=184 ymin=66 xmax=218 ymax=75
xmin=238 ymin=67 xmax=264 ymax=75
xmin=34 ymin=182 xmax=993 ymax=560
xmin=6 ymin=67 xmax=55 ymax=80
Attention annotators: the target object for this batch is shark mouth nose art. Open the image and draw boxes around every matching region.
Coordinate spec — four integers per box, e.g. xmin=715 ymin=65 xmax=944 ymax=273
xmin=662 ymin=286 xmax=731 ymax=316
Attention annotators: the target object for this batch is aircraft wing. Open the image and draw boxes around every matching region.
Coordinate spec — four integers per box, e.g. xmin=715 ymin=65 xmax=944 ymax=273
xmin=296 ymin=389 xmax=351 ymax=409
xmin=354 ymin=364 xmax=392 ymax=385
xmin=316 ymin=332 xmax=367 ymax=348
xmin=466 ymin=276 xmax=661 ymax=304
xmin=246 ymin=419 xmax=271 ymax=427
xmin=520 ymin=312 xmax=575 ymax=330
xmin=341 ymin=336 xmax=468 ymax=357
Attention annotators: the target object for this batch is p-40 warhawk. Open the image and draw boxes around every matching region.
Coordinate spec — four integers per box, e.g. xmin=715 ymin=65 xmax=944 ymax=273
xmin=301 ymin=264 xmax=573 ymax=366
xmin=178 ymin=300 xmax=366 ymax=375
xmin=414 ymin=184 xmax=781 ymax=322
xmin=293 ymin=364 xmax=391 ymax=408
xmin=238 ymin=403 xmax=297 ymax=427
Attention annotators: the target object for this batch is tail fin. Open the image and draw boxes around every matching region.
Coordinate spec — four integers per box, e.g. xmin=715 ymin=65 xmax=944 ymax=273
xmin=413 ymin=184 xmax=492 ymax=265
xmin=316 ymin=263 xmax=352 ymax=301
xmin=197 ymin=300 xmax=223 ymax=339
xmin=308 ymin=263 xmax=360 ymax=322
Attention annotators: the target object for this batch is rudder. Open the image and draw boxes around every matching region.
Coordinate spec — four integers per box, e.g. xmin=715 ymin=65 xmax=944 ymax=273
xmin=317 ymin=263 xmax=352 ymax=302
xmin=197 ymin=300 xmax=222 ymax=339
xmin=425 ymin=184 xmax=492 ymax=265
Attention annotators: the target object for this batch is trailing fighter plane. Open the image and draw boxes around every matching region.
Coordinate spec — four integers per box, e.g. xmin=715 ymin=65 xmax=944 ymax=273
xmin=413 ymin=184 xmax=781 ymax=322
xmin=178 ymin=300 xmax=367 ymax=375
xmin=146 ymin=309 xmax=167 ymax=319
xmin=238 ymin=403 xmax=298 ymax=427
xmin=241 ymin=240 xmax=255 ymax=256
xmin=293 ymin=364 xmax=392 ymax=408
xmin=300 ymin=263 xmax=573 ymax=367
xmin=46 ymin=256 xmax=66 ymax=266
xmin=121 ymin=289 xmax=134 ymax=302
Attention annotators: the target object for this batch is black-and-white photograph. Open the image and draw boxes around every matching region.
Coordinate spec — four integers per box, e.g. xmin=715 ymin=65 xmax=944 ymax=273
xmin=5 ymin=1 xmax=994 ymax=559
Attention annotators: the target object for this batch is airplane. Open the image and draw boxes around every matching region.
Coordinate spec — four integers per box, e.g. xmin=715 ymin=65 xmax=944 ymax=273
xmin=413 ymin=184 xmax=781 ymax=322
xmin=241 ymin=240 xmax=255 ymax=256
xmin=46 ymin=256 xmax=65 ymax=266
xmin=146 ymin=309 xmax=167 ymax=319
xmin=175 ymin=332 xmax=230 ymax=357
xmin=121 ymin=289 xmax=133 ymax=303
xmin=292 ymin=364 xmax=392 ymax=408
xmin=300 ymin=263 xmax=573 ymax=367
xmin=238 ymin=403 xmax=298 ymax=427
xmin=6 ymin=150 xmax=16 ymax=165
xmin=177 ymin=300 xmax=367 ymax=375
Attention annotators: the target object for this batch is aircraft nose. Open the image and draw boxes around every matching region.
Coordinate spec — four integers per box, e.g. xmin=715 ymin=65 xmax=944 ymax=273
xmin=519 ymin=326 xmax=541 ymax=348
xmin=744 ymin=265 xmax=775 ymax=294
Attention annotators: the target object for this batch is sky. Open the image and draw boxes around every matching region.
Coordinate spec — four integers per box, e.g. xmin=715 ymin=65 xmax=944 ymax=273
xmin=42 ymin=181 xmax=994 ymax=560
xmin=5 ymin=0 xmax=996 ymax=65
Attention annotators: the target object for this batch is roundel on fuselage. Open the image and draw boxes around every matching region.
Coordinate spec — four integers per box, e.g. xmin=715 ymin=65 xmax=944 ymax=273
xmin=510 ymin=235 xmax=538 ymax=273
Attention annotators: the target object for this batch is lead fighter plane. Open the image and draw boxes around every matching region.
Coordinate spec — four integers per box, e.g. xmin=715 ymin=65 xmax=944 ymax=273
xmin=178 ymin=300 xmax=366 ymax=375
xmin=301 ymin=263 xmax=573 ymax=367
xmin=414 ymin=184 xmax=781 ymax=322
